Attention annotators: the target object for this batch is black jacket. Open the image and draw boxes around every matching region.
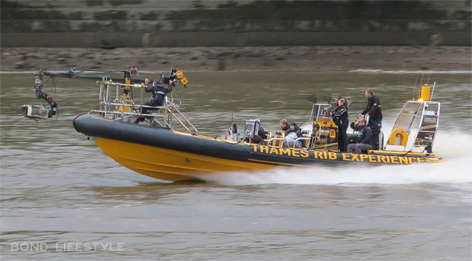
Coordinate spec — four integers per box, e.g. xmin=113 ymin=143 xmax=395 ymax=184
xmin=361 ymin=95 xmax=383 ymax=121
xmin=281 ymin=124 xmax=290 ymax=132
xmin=144 ymin=84 xmax=173 ymax=106
xmin=285 ymin=125 xmax=302 ymax=138
xmin=333 ymin=104 xmax=349 ymax=127
xmin=358 ymin=125 xmax=374 ymax=145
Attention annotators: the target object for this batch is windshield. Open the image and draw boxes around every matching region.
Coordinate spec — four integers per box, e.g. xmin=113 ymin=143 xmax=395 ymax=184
xmin=243 ymin=120 xmax=260 ymax=138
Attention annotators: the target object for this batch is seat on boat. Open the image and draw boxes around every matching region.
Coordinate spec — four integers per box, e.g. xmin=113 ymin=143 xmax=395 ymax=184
xmin=268 ymin=133 xmax=284 ymax=147
xmin=299 ymin=130 xmax=312 ymax=148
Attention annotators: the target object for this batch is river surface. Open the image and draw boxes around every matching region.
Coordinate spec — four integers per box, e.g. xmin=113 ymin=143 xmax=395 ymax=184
xmin=1 ymin=70 xmax=471 ymax=260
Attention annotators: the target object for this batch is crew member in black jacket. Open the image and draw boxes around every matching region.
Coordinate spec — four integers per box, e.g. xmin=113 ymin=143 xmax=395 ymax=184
xmin=135 ymin=78 xmax=174 ymax=123
xmin=359 ymin=89 xmax=382 ymax=149
xmin=332 ymin=97 xmax=349 ymax=152
xmin=347 ymin=118 xmax=373 ymax=153
xmin=360 ymin=89 xmax=382 ymax=126
xmin=142 ymin=78 xmax=174 ymax=113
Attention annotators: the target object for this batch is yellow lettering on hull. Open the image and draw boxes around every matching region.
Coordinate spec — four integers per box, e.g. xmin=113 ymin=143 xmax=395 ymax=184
xmin=269 ymin=147 xmax=279 ymax=155
xmin=280 ymin=148 xmax=291 ymax=156
xmin=300 ymin=150 xmax=309 ymax=158
xmin=342 ymin=153 xmax=351 ymax=161
xmin=252 ymin=146 xmax=432 ymax=165
xmin=399 ymin=157 xmax=409 ymax=164
xmin=328 ymin=152 xmax=337 ymax=160
xmin=314 ymin=151 xmax=325 ymax=159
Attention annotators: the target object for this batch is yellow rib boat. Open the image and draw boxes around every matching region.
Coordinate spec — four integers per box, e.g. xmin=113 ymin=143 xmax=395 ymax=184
xmin=71 ymin=74 xmax=442 ymax=182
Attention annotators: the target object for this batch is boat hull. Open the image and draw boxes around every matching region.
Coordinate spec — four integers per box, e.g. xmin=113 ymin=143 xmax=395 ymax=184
xmin=73 ymin=114 xmax=442 ymax=181
xmin=93 ymin=137 xmax=276 ymax=181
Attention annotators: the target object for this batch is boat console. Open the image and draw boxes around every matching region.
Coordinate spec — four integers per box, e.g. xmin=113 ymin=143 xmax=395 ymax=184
xmin=385 ymin=84 xmax=440 ymax=153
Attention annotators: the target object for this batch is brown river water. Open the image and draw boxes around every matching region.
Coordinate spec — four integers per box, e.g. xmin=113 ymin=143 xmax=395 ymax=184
xmin=1 ymin=70 xmax=471 ymax=260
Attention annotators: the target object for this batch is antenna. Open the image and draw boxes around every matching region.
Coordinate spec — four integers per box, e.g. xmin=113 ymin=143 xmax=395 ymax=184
xmin=430 ymin=81 xmax=436 ymax=101
xmin=414 ymin=74 xmax=419 ymax=100
xmin=420 ymin=73 xmax=426 ymax=100
xmin=426 ymin=73 xmax=432 ymax=85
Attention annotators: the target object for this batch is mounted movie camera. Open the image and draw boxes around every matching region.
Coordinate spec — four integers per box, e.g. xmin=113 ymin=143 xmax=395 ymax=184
xmin=21 ymin=104 xmax=50 ymax=120
xmin=166 ymin=68 xmax=188 ymax=87
xmin=21 ymin=72 xmax=58 ymax=120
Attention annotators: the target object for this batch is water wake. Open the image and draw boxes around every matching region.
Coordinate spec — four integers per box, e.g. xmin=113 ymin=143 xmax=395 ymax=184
xmin=203 ymin=130 xmax=472 ymax=186
xmin=350 ymin=69 xmax=472 ymax=74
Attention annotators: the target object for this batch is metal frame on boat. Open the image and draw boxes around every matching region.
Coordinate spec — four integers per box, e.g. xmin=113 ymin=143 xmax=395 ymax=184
xmin=92 ymin=80 xmax=198 ymax=134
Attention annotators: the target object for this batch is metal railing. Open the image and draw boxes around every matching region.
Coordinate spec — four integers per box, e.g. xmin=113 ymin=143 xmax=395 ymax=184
xmin=91 ymin=81 xmax=198 ymax=134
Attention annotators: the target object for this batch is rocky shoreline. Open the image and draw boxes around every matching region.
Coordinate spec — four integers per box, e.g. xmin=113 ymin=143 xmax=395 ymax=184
xmin=1 ymin=46 xmax=471 ymax=72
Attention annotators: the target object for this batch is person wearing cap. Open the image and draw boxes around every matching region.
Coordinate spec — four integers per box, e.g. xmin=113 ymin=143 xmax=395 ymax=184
xmin=332 ymin=97 xmax=349 ymax=152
